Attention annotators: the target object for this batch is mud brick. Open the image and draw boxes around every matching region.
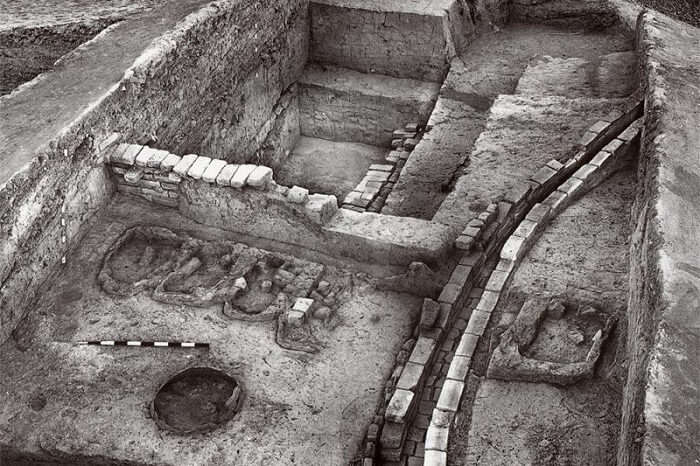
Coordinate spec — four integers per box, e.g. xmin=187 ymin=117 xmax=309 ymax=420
xmin=381 ymin=446 xmax=403 ymax=462
xmin=503 ymin=181 xmax=532 ymax=205
xmin=546 ymin=159 xmax=564 ymax=171
xmin=526 ymin=203 xmax=551 ymax=224
xmin=420 ymin=298 xmax=441 ymax=330
xmin=485 ymin=270 xmax=510 ymax=292
xmin=455 ymin=333 xmax=479 ymax=358
xmin=287 ymin=185 xmax=309 ymax=203
xmin=366 ymin=170 xmax=390 ymax=181
xmin=409 ymin=336 xmax=436 ymax=366
xmin=186 ymin=156 xmax=211 ymax=179
xmin=476 ymin=290 xmax=500 ymax=314
xmin=113 ymin=144 xmax=142 ymax=165
xmin=386 ymin=151 xmax=401 ymax=163
xmin=139 ymin=180 xmax=162 ymax=191
xmin=497 ymin=201 xmax=512 ymax=224
xmin=111 ymin=166 xmax=127 ymax=175
xmin=413 ymin=443 xmax=426 ymax=460
xmin=160 ymin=153 xmax=181 ymax=171
xmin=386 ymin=389 xmax=414 ymax=423
xmin=404 ymin=138 xmax=419 ymax=150
xmin=501 ymin=234 xmax=526 ymax=262
xmin=370 ymin=164 xmax=394 ymax=172
xmin=415 ymin=414 xmax=430 ymax=430
xmin=343 ymin=205 xmax=365 ymax=212
xmin=589 ymin=120 xmax=610 ymax=134
xmin=530 ymin=165 xmax=558 ymax=187
xmin=543 ymin=190 xmax=567 ymax=216
xmin=230 ymin=164 xmax=256 ymax=188
xmin=247 ymin=166 xmax=273 ymax=188
xmin=514 ymin=219 xmax=538 ymax=241
xmin=602 ymin=138 xmax=624 ymax=155
xmin=425 ymin=424 xmax=449 ymax=451
xmin=590 ymin=150 xmax=612 ymax=167
xmin=405 ymin=123 xmax=419 ymax=132
xmin=367 ymin=423 xmax=380 ymax=442
xmin=167 ymin=172 xmax=182 ymax=183
xmin=145 ymin=149 xmax=169 ymax=168
xmin=361 ymin=190 xmax=378 ymax=201
xmin=172 ymin=154 xmax=198 ymax=176
xmin=617 ymin=125 xmax=640 ymax=142
xmin=495 ymin=258 xmax=515 ymax=274
xmin=602 ymin=108 xmax=624 ymax=123
xmin=134 ymin=147 xmax=156 ymax=167
xmin=557 ymin=177 xmax=584 ymax=197
xmin=117 ymin=184 xmax=141 ymax=195
xmin=391 ymin=139 xmax=404 ymax=148
xmin=466 ymin=310 xmax=491 ymax=336
xmin=215 ymin=164 xmax=238 ymax=186
xmin=455 ymin=235 xmax=474 ymax=251
xmin=459 ymin=252 xmax=483 ymax=268
xmin=573 ymin=163 xmax=597 ymax=182
xmin=424 ymin=449 xmax=447 ymax=466
xmin=397 ymin=363 xmax=424 ymax=392
xmin=446 ymin=355 xmax=471 ymax=382
xmin=399 ymin=150 xmax=410 ymax=161
xmin=363 ymin=459 xmax=374 ymax=466
xmin=388 ymin=170 xmax=401 ymax=183
xmin=365 ymin=441 xmax=376 ymax=457
xmin=436 ymin=379 xmax=464 ymax=412
xmin=578 ymin=130 xmax=598 ymax=149
xmin=438 ymin=284 xmax=461 ymax=305
xmin=454 ymin=318 xmax=468 ymax=332
xmin=461 ymin=226 xmax=481 ymax=239
xmin=403 ymin=440 xmax=416 ymax=456
xmin=201 ymin=159 xmax=227 ymax=183
xmin=448 ymin=265 xmax=473 ymax=288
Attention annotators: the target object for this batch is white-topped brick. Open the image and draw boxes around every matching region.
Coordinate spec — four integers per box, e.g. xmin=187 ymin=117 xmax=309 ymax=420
xmin=247 ymin=166 xmax=273 ymax=188
xmin=160 ymin=153 xmax=181 ymax=171
xmin=146 ymin=149 xmax=169 ymax=168
xmin=187 ymin=156 xmax=212 ymax=179
xmin=173 ymin=154 xmax=198 ymax=176
xmin=230 ymin=164 xmax=256 ymax=188
xmin=216 ymin=164 xmax=239 ymax=186
xmin=135 ymin=147 xmax=156 ymax=167
xmin=202 ymin=159 xmax=227 ymax=183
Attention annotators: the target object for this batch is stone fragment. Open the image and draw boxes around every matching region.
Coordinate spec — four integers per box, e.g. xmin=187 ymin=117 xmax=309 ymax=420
xmin=312 ymin=306 xmax=332 ymax=321
xmin=124 ymin=167 xmax=144 ymax=184
xmin=234 ymin=277 xmax=247 ymax=291
xmin=376 ymin=262 xmax=441 ymax=298
xmin=286 ymin=310 xmax=305 ymax=328
xmin=547 ymin=299 xmax=567 ymax=319
xmin=216 ymin=164 xmax=239 ymax=186
xmin=230 ymin=164 xmax=256 ymax=188
xmin=247 ymin=165 xmax=273 ymax=188
xmin=173 ymin=154 xmax=198 ymax=176
xmin=304 ymin=194 xmax=338 ymax=224
xmin=202 ymin=159 xmax=227 ymax=183
xmin=293 ymin=297 xmax=314 ymax=314
xmin=420 ymin=298 xmax=440 ymax=330
xmin=187 ymin=156 xmax=212 ymax=179
xmin=286 ymin=185 xmax=309 ymax=204
xmin=316 ymin=280 xmax=331 ymax=296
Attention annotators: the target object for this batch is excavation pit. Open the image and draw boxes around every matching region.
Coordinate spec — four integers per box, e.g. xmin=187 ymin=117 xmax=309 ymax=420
xmin=151 ymin=367 xmax=242 ymax=435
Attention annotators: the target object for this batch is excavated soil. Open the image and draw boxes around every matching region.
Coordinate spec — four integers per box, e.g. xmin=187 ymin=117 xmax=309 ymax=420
xmin=0 ymin=196 xmax=420 ymax=465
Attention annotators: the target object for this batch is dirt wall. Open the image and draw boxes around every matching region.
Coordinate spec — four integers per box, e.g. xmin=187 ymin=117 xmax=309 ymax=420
xmin=0 ymin=0 xmax=310 ymax=346
xmin=618 ymin=10 xmax=700 ymax=466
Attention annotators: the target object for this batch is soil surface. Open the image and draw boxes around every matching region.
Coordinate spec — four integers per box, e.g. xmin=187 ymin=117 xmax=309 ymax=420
xmin=0 ymin=196 xmax=420 ymax=465
xmin=276 ymin=136 xmax=388 ymax=200
xmin=633 ymin=0 xmax=700 ymax=26
xmin=448 ymin=164 xmax=637 ymax=465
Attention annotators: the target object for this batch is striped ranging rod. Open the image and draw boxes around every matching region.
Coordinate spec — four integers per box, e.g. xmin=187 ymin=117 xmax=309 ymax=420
xmin=78 ymin=340 xmax=209 ymax=348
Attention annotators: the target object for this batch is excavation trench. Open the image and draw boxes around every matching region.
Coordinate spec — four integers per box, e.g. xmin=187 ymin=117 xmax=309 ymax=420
xmin=0 ymin=1 xmax=694 ymax=466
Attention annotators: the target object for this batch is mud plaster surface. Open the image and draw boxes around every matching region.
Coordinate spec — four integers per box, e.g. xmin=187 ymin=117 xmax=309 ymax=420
xmin=0 ymin=197 xmax=420 ymax=465
xmin=449 ymin=165 xmax=637 ymax=465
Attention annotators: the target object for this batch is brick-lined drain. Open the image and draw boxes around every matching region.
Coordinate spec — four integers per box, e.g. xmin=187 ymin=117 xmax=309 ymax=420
xmin=151 ymin=367 xmax=242 ymax=434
